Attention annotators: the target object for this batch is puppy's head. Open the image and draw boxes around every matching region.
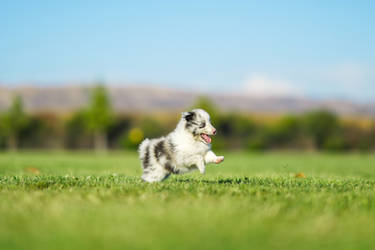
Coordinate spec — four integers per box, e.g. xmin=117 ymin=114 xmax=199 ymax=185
xmin=182 ymin=109 xmax=216 ymax=144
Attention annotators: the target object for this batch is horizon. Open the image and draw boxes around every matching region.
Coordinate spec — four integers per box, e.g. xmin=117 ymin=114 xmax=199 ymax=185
xmin=1 ymin=84 xmax=375 ymax=119
xmin=0 ymin=83 xmax=374 ymax=104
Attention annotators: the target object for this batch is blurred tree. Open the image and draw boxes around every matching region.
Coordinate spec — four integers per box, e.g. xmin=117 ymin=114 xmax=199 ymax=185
xmin=139 ymin=117 xmax=167 ymax=138
xmin=217 ymin=113 xmax=255 ymax=137
xmin=0 ymin=134 xmax=5 ymax=150
xmin=356 ymin=122 xmax=375 ymax=152
xmin=0 ymin=96 xmax=28 ymax=151
xmin=120 ymin=117 xmax=167 ymax=150
xmin=20 ymin=114 xmax=55 ymax=149
xmin=323 ymin=135 xmax=346 ymax=151
xmin=65 ymin=111 xmax=92 ymax=149
xmin=190 ymin=96 xmax=219 ymax=122
xmin=303 ymin=110 xmax=339 ymax=149
xmin=216 ymin=113 xmax=255 ymax=149
xmin=107 ymin=115 xmax=132 ymax=149
xmin=268 ymin=115 xmax=302 ymax=147
xmin=122 ymin=127 xmax=144 ymax=149
xmin=247 ymin=131 xmax=269 ymax=151
xmin=85 ymin=85 xmax=114 ymax=152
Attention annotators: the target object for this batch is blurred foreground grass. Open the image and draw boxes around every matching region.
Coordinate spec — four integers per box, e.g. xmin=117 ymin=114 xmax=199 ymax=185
xmin=1 ymin=151 xmax=375 ymax=250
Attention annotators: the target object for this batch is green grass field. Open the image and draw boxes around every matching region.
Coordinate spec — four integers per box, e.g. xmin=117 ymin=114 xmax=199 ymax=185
xmin=1 ymin=151 xmax=375 ymax=250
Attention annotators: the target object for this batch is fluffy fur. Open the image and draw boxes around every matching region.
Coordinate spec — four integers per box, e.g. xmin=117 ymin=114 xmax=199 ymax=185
xmin=138 ymin=109 xmax=224 ymax=182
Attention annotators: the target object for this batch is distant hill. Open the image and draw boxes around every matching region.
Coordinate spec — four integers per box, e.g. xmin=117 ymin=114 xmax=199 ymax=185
xmin=0 ymin=85 xmax=374 ymax=116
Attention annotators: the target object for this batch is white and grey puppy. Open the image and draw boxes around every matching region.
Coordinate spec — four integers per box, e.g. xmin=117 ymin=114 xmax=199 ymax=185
xmin=138 ymin=109 xmax=224 ymax=182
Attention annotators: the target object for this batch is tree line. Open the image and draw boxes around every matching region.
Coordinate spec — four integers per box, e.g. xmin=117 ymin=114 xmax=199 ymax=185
xmin=1 ymin=86 xmax=375 ymax=152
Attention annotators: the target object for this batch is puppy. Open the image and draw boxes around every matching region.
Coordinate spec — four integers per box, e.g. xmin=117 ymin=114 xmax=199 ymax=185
xmin=138 ymin=109 xmax=224 ymax=182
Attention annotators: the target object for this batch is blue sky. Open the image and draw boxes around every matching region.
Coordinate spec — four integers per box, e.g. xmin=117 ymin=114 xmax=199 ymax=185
xmin=1 ymin=1 xmax=374 ymax=101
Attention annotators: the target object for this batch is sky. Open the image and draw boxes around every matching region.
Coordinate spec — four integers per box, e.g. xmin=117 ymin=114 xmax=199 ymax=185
xmin=1 ymin=0 xmax=374 ymax=101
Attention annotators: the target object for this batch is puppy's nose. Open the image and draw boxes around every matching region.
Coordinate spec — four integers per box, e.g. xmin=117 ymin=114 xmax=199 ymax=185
xmin=212 ymin=129 xmax=217 ymax=135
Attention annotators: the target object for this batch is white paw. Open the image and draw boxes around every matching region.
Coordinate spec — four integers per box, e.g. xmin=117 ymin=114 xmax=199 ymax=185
xmin=215 ymin=156 xmax=224 ymax=164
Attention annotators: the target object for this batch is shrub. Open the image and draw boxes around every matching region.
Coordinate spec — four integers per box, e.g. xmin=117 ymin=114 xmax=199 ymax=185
xmin=268 ymin=115 xmax=302 ymax=147
xmin=302 ymin=110 xmax=339 ymax=149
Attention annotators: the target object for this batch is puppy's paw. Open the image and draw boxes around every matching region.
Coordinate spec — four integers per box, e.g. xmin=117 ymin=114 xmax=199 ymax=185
xmin=215 ymin=156 xmax=224 ymax=164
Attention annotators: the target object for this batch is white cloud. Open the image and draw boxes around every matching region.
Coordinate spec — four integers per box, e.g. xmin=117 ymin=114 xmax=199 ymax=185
xmin=302 ymin=62 xmax=375 ymax=101
xmin=325 ymin=63 xmax=370 ymax=87
xmin=243 ymin=74 xmax=302 ymax=97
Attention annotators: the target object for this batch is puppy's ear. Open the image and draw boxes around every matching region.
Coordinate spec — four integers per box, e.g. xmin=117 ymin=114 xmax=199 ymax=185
xmin=182 ymin=111 xmax=195 ymax=122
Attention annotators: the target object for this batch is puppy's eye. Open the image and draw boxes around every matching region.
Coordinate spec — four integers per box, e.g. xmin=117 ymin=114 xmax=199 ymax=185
xmin=199 ymin=122 xmax=206 ymax=128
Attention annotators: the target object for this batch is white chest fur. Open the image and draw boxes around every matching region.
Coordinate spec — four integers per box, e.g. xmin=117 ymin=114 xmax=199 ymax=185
xmin=169 ymin=130 xmax=210 ymax=167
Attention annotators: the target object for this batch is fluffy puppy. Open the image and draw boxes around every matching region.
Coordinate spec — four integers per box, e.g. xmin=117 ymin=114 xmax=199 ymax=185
xmin=138 ymin=109 xmax=224 ymax=182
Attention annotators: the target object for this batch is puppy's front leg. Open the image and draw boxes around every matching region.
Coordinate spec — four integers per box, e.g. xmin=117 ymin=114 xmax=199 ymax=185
xmin=197 ymin=159 xmax=206 ymax=174
xmin=204 ymin=150 xmax=224 ymax=164
xmin=193 ymin=157 xmax=206 ymax=174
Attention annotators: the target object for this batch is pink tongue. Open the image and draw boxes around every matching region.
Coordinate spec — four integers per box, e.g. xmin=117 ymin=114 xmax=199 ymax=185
xmin=202 ymin=134 xmax=211 ymax=144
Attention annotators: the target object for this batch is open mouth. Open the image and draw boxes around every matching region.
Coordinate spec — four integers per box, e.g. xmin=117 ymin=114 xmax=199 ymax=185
xmin=200 ymin=133 xmax=212 ymax=144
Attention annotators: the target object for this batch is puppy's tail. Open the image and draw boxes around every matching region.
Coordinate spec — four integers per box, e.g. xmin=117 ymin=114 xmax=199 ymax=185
xmin=138 ymin=139 xmax=151 ymax=171
xmin=138 ymin=138 xmax=150 ymax=157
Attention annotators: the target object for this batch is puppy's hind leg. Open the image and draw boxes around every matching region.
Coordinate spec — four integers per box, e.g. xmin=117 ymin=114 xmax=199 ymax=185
xmin=204 ymin=150 xmax=224 ymax=164
xmin=142 ymin=164 xmax=170 ymax=183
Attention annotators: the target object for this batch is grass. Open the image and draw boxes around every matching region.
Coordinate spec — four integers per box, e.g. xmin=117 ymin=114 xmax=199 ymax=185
xmin=1 ymin=151 xmax=375 ymax=250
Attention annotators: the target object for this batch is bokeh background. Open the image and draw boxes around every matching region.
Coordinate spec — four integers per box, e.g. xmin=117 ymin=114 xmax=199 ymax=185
xmin=2 ymin=3 xmax=375 ymax=250
xmin=1 ymin=0 xmax=375 ymax=152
